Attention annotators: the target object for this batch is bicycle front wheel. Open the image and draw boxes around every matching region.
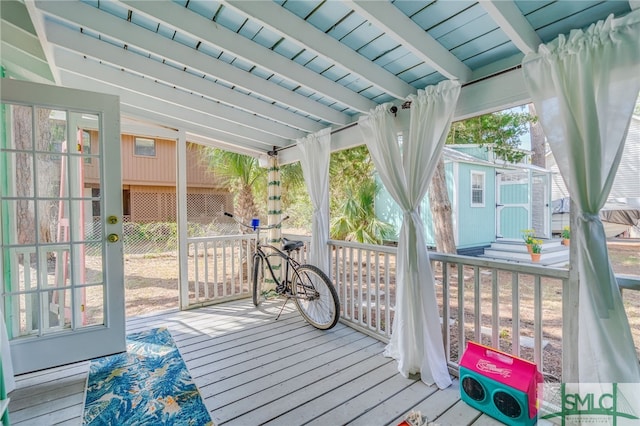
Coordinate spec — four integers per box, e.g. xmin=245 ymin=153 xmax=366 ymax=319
xmin=252 ymin=254 xmax=266 ymax=307
xmin=292 ymin=265 xmax=340 ymax=330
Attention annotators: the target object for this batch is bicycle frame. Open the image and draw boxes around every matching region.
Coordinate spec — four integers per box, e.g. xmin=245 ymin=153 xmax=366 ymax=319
xmin=225 ymin=212 xmax=300 ymax=294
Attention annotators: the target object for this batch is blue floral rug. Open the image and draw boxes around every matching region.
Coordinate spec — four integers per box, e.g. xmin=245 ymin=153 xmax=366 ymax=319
xmin=82 ymin=327 xmax=213 ymax=425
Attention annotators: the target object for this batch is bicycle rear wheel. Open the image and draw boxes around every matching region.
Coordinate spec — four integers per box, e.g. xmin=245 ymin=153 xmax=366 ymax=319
xmin=292 ymin=264 xmax=340 ymax=330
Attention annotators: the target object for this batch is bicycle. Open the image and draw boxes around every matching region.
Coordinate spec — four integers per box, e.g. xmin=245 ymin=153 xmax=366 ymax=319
xmin=224 ymin=212 xmax=340 ymax=330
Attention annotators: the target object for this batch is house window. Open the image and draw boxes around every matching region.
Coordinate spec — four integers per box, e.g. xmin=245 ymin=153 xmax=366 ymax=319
xmin=471 ymin=171 xmax=485 ymax=207
xmin=134 ymin=137 xmax=156 ymax=157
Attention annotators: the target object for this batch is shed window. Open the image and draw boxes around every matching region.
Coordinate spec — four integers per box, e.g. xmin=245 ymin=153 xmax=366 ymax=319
xmin=134 ymin=137 xmax=156 ymax=157
xmin=471 ymin=172 xmax=485 ymax=207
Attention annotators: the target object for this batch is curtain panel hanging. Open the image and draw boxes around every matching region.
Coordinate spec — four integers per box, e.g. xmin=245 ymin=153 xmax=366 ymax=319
xmin=296 ymin=127 xmax=332 ymax=274
xmin=522 ymin=9 xmax=640 ymax=383
xmin=359 ymin=80 xmax=461 ymax=389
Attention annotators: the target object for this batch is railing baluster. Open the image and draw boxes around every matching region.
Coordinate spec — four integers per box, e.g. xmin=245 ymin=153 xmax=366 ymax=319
xmin=213 ymin=240 xmax=219 ymax=299
xmin=375 ymin=252 xmax=381 ymax=334
xmin=384 ymin=253 xmax=391 ymax=338
xmin=194 ymin=242 xmax=200 ymax=304
xmin=442 ymin=261 xmax=450 ymax=361
xmin=204 ymin=241 xmax=209 ymax=300
xmin=534 ymin=275 xmax=543 ymax=371
xmin=349 ymin=246 xmax=354 ymax=322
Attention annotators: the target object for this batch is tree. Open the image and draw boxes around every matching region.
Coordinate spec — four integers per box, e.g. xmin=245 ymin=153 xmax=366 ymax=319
xmin=429 ymin=108 xmax=537 ymax=254
xmin=201 ymin=148 xmax=266 ymax=229
xmin=330 ymin=179 xmax=394 ymax=244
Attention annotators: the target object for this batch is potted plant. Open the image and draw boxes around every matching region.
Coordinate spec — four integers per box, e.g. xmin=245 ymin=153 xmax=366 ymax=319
xmin=561 ymin=226 xmax=570 ymax=246
xmin=530 ymin=239 xmax=542 ymax=262
xmin=522 ymin=229 xmax=535 ymax=253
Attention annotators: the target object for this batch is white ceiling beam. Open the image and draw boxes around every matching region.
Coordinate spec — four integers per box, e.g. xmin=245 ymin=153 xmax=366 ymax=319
xmin=479 ymin=0 xmax=542 ymax=54
xmin=49 ymin=30 xmax=306 ymax=139
xmin=224 ymin=0 xmax=416 ymax=100
xmin=1 ymin=19 xmax=45 ymax=60
xmin=55 ymin=59 xmax=288 ymax=150
xmin=34 ymin=0 xmax=351 ymax=125
xmin=347 ymin=0 xmax=472 ymax=83
xmin=120 ymin=118 xmax=180 ymax=140
xmin=0 ymin=42 xmax=53 ymax=83
xmin=120 ymin=105 xmax=267 ymax=155
xmin=44 ymin=22 xmax=323 ymax=134
xmin=23 ymin=0 xmax=61 ymax=83
xmin=125 ymin=0 xmax=381 ymax=110
xmin=185 ymin=133 xmax=263 ymax=158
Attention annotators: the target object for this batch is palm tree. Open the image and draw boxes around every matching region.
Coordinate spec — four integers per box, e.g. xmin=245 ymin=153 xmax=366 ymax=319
xmin=201 ymin=148 xmax=266 ymax=229
xmin=330 ymin=180 xmax=394 ymax=244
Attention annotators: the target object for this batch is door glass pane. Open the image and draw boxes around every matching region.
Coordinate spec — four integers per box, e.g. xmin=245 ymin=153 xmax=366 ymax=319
xmin=2 ymin=102 xmax=107 ymax=340
xmin=9 ymin=104 xmax=33 ymax=150
xmin=84 ymin=284 xmax=104 ymax=327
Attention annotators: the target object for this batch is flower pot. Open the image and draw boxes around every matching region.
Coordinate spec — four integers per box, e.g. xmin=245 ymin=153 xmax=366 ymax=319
xmin=562 ymin=239 xmax=570 ymax=246
xmin=530 ymin=253 xmax=541 ymax=263
xmin=526 ymin=244 xmax=533 ymax=254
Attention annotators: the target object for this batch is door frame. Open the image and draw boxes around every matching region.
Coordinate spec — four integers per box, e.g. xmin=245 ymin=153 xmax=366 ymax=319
xmin=1 ymin=78 xmax=125 ymax=374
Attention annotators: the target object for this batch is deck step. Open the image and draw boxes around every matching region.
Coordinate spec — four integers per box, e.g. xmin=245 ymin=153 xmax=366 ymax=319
xmin=480 ymin=238 xmax=569 ymax=266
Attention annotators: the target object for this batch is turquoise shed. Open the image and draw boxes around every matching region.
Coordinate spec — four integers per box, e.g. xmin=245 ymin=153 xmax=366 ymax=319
xmin=376 ymin=145 xmax=552 ymax=254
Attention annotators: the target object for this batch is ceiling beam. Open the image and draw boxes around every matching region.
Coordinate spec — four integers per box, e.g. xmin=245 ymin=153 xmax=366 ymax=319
xmin=0 ymin=42 xmax=53 ymax=83
xmin=23 ymin=0 xmax=61 ymax=83
xmin=347 ymin=0 xmax=472 ymax=83
xmin=224 ymin=0 xmax=416 ymax=100
xmin=53 ymin=48 xmax=300 ymax=142
xmin=47 ymin=26 xmax=306 ymax=140
xmin=120 ymin=0 xmax=377 ymax=114
xmin=44 ymin=21 xmax=324 ymax=134
xmin=34 ymin=0 xmax=351 ymax=125
xmin=631 ymin=0 xmax=640 ymax=10
xmin=55 ymin=55 xmax=289 ymax=149
xmin=119 ymin=104 xmax=268 ymax=155
xmin=478 ymin=0 xmax=542 ymax=54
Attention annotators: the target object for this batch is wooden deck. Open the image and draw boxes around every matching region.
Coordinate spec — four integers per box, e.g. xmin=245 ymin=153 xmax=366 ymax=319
xmin=8 ymin=299 xmax=503 ymax=425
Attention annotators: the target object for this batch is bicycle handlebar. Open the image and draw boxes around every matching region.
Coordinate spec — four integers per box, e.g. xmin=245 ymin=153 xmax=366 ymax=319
xmin=224 ymin=212 xmax=289 ymax=231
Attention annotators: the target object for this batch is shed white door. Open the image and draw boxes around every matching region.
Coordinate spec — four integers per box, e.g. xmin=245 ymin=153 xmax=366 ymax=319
xmin=496 ymin=170 xmax=530 ymax=239
xmin=1 ymin=79 xmax=125 ymax=374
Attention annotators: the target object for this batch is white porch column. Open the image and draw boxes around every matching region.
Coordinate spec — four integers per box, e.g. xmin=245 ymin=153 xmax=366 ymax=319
xmin=177 ymin=130 xmax=189 ymax=309
xmin=266 ymin=154 xmax=282 ymax=285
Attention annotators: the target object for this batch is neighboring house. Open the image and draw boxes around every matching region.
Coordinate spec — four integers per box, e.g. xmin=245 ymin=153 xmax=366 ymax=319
xmin=376 ymin=145 xmax=552 ymax=254
xmin=82 ymin=132 xmax=232 ymax=224
xmin=547 ymin=114 xmax=640 ymax=236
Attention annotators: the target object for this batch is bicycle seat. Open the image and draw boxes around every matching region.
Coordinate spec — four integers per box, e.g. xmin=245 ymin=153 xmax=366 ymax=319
xmin=282 ymin=237 xmax=304 ymax=252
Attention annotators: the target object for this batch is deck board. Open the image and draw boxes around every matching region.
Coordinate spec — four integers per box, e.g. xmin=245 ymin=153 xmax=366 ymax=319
xmin=7 ymin=299 xmax=496 ymax=425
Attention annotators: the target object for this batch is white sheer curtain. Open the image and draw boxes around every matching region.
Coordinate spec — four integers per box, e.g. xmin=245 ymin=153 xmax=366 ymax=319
xmin=359 ymin=80 xmax=461 ymax=389
xmin=522 ymin=9 xmax=640 ymax=383
xmin=297 ymin=127 xmax=331 ymax=273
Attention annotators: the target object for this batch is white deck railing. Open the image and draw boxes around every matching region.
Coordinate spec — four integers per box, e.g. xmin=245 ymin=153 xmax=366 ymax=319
xmin=186 ymin=233 xmax=640 ymax=381
xmin=186 ymin=234 xmax=257 ymax=307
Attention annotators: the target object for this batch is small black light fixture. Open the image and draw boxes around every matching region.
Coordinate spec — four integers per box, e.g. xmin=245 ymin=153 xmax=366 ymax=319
xmin=389 ymin=105 xmax=398 ymax=116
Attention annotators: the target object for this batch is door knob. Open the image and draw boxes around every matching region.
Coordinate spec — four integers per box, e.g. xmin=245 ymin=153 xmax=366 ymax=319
xmin=107 ymin=234 xmax=119 ymax=243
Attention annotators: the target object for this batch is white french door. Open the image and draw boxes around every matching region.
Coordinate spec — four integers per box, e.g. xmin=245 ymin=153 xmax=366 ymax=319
xmin=1 ymin=79 xmax=125 ymax=374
